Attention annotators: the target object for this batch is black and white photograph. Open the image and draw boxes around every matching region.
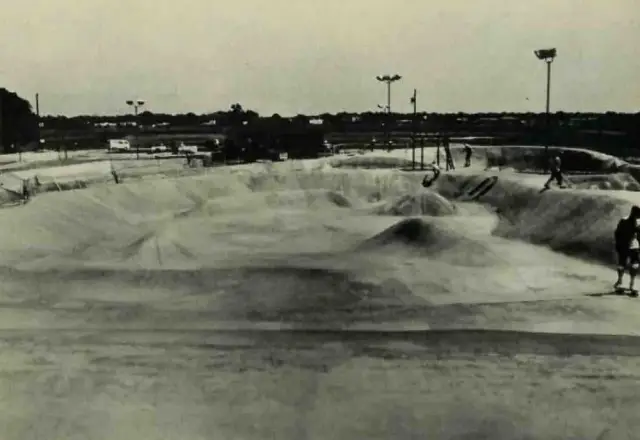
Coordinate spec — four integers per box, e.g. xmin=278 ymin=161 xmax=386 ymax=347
xmin=0 ymin=0 xmax=638 ymax=438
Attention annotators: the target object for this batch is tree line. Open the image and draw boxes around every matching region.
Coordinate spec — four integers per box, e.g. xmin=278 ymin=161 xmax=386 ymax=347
xmin=1 ymin=88 xmax=639 ymax=155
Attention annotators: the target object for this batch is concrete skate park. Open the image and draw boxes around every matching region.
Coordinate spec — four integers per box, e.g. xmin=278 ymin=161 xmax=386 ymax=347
xmin=0 ymin=145 xmax=639 ymax=439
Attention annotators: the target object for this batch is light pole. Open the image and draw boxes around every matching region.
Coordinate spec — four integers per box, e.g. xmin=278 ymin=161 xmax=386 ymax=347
xmin=410 ymin=89 xmax=417 ymax=169
xmin=534 ymin=48 xmax=556 ymax=171
xmin=0 ymin=90 xmax=3 ymax=155
xmin=376 ymin=74 xmax=401 ymax=150
xmin=126 ymin=99 xmax=145 ymax=159
xmin=35 ymin=93 xmax=40 ymax=151
xmin=376 ymin=104 xmax=388 ymax=150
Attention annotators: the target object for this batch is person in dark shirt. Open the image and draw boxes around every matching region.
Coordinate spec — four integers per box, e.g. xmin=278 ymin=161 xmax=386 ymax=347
xmin=463 ymin=144 xmax=472 ymax=167
xmin=21 ymin=179 xmax=31 ymax=203
xmin=422 ymin=161 xmax=441 ymax=188
xmin=614 ymin=205 xmax=640 ymax=295
xmin=544 ymin=155 xmax=564 ymax=189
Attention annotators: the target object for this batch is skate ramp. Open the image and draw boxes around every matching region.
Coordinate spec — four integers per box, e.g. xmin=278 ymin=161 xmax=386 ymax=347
xmin=370 ymin=191 xmax=457 ymax=216
xmin=0 ymin=188 xmax=24 ymax=206
xmin=329 ymin=145 xmax=631 ymax=177
xmin=483 ymin=146 xmax=627 ymax=173
xmin=0 ymin=164 xmax=615 ymax=306
xmin=0 ymin=163 xmax=634 ymax=332
xmin=0 ymin=162 xmax=632 ymax=272
xmin=433 ymin=172 xmax=635 ymax=265
xmin=568 ymin=172 xmax=640 ymax=191
xmin=330 ymin=155 xmax=414 ymax=169
xmin=358 ymin=218 xmax=503 ymax=267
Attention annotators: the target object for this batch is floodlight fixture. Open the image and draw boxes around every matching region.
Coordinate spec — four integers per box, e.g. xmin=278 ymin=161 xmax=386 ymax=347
xmin=534 ymin=48 xmax=557 ymax=62
xmin=375 ymin=73 xmax=402 ymax=113
xmin=376 ymin=74 xmax=402 ymax=83
xmin=126 ymin=98 xmax=146 ymax=116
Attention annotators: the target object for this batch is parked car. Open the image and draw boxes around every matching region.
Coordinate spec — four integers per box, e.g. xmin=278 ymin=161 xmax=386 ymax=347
xmin=149 ymin=144 xmax=169 ymax=154
xmin=108 ymin=139 xmax=131 ymax=152
xmin=177 ymin=143 xmax=199 ymax=155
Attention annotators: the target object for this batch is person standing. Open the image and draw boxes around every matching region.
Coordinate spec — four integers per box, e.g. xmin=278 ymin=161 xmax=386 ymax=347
xmin=110 ymin=164 xmax=120 ymax=184
xmin=21 ymin=179 xmax=30 ymax=204
xmin=614 ymin=205 xmax=640 ymax=296
xmin=463 ymin=143 xmax=472 ymax=167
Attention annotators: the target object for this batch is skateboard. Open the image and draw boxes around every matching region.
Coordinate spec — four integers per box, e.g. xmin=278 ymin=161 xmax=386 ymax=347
xmin=614 ymin=287 xmax=638 ymax=297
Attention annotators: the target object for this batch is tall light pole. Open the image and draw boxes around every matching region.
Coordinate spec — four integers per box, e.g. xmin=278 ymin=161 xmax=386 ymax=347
xmin=0 ymin=89 xmax=3 ymax=155
xmin=534 ymin=48 xmax=556 ymax=171
xmin=375 ymin=104 xmax=388 ymax=151
xmin=410 ymin=89 xmax=417 ymax=169
xmin=126 ymin=99 xmax=145 ymax=159
xmin=376 ymin=74 xmax=401 ymax=150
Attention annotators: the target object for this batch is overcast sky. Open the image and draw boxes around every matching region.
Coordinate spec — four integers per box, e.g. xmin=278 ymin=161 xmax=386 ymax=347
xmin=1 ymin=0 xmax=637 ymax=116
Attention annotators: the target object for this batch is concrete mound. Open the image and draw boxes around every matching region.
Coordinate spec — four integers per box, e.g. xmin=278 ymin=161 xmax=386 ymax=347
xmin=243 ymin=168 xmax=423 ymax=202
xmin=0 ymin=188 xmax=25 ymax=206
xmin=10 ymin=161 xmax=631 ymax=271
xmin=568 ymin=173 xmax=640 ymax=191
xmin=434 ymin=172 xmax=632 ymax=265
xmin=262 ymin=189 xmax=352 ymax=209
xmin=359 ymin=218 xmax=502 ymax=266
xmin=36 ymin=180 xmax=89 ymax=193
xmin=372 ymin=191 xmax=457 ymax=216
xmin=330 ymin=155 xmax=414 ymax=169
xmin=482 ymin=146 xmax=627 ymax=173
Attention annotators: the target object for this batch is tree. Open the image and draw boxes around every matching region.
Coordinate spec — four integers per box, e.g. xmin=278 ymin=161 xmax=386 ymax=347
xmin=292 ymin=114 xmax=309 ymax=127
xmin=0 ymin=88 xmax=39 ymax=153
xmin=228 ymin=103 xmax=248 ymax=127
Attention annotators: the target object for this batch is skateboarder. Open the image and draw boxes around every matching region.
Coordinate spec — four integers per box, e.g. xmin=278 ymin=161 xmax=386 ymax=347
xmin=614 ymin=205 xmax=640 ymax=296
xmin=543 ymin=155 xmax=564 ymax=189
xmin=110 ymin=165 xmax=120 ymax=184
xmin=21 ymin=179 xmax=30 ymax=203
xmin=422 ymin=161 xmax=441 ymax=188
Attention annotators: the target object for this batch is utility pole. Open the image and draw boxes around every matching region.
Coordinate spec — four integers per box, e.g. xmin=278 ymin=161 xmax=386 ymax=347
xmin=35 ymin=93 xmax=40 ymax=151
xmin=0 ymin=89 xmax=3 ymax=154
xmin=410 ymin=89 xmax=417 ymax=170
xmin=420 ymin=136 xmax=425 ymax=170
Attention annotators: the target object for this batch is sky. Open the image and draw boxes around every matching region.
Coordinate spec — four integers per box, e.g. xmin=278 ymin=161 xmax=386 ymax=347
xmin=1 ymin=0 xmax=638 ymax=116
